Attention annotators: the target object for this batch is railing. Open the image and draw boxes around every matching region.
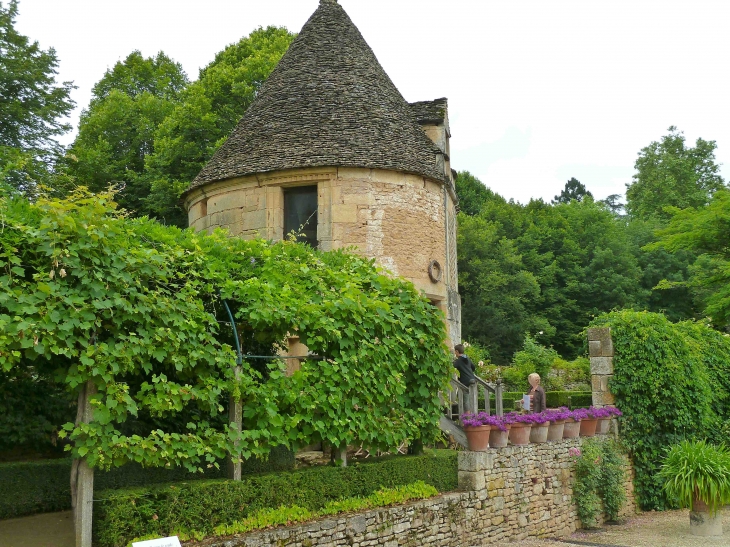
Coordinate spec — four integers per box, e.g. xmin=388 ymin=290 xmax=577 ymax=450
xmin=445 ymin=375 xmax=503 ymax=421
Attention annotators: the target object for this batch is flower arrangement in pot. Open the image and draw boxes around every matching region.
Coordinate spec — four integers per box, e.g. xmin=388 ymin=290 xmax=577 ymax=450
xmin=658 ymin=440 xmax=730 ymax=537
xmin=461 ymin=412 xmax=492 ymax=451
xmin=573 ymin=408 xmax=599 ymax=437
xmin=544 ymin=407 xmax=572 ymax=441
xmin=485 ymin=415 xmax=511 ymax=448
xmin=527 ymin=412 xmax=551 ymax=444
xmin=562 ymin=409 xmax=582 ymax=439
xmin=593 ymin=406 xmax=622 ymax=435
xmin=505 ymin=412 xmax=532 ymax=446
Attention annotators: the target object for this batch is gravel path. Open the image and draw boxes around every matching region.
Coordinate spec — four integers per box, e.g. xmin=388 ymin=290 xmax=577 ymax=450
xmin=510 ymin=508 xmax=730 ymax=547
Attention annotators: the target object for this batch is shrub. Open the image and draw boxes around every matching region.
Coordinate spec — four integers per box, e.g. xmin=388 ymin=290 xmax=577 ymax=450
xmin=572 ymin=439 xmax=627 ymax=527
xmin=0 ymin=446 xmax=294 ymax=519
xmin=590 ymin=310 xmax=730 ymax=510
xmin=94 ymin=451 xmax=457 ymax=547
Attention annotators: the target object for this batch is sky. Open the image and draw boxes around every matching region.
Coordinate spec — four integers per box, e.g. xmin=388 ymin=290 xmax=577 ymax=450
xmin=15 ymin=0 xmax=730 ymax=204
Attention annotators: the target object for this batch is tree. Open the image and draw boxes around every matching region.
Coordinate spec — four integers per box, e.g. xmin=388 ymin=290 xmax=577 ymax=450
xmin=599 ymin=194 xmax=625 ymax=216
xmin=145 ymin=26 xmax=295 ymax=226
xmin=553 ymin=177 xmax=593 ymax=204
xmin=649 ymin=189 xmax=730 ymax=327
xmin=0 ymin=0 xmax=74 ymax=195
xmin=454 ymin=170 xmax=504 ymax=216
xmin=625 ymin=126 xmax=727 ymax=220
xmin=66 ymin=51 xmax=189 ymax=214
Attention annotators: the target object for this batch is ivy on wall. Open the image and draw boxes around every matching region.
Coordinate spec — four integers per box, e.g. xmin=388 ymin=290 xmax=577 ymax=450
xmin=0 ymin=189 xmax=452 ymax=472
xmin=590 ymin=310 xmax=730 ymax=510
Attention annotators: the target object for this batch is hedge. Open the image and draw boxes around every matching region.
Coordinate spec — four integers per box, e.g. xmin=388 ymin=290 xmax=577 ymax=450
xmin=480 ymin=390 xmax=592 ymax=413
xmin=93 ymin=450 xmax=458 ymax=547
xmin=0 ymin=446 xmax=293 ymax=520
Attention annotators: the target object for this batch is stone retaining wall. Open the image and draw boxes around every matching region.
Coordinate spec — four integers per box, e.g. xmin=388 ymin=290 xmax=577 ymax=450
xmin=200 ymin=438 xmax=635 ymax=547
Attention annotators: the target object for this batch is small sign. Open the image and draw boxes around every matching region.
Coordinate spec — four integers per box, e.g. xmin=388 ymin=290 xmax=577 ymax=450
xmin=132 ymin=537 xmax=182 ymax=547
xmin=522 ymin=395 xmax=531 ymax=411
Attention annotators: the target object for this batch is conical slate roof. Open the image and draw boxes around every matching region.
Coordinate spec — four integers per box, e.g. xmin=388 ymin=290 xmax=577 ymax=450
xmin=187 ymin=0 xmax=446 ymax=192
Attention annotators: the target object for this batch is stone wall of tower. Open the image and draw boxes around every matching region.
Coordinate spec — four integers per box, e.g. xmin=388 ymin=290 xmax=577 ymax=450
xmin=185 ymin=166 xmax=460 ymax=344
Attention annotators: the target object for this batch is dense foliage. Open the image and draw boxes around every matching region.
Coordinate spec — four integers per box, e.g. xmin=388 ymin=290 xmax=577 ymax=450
xmin=658 ymin=440 xmax=730 ymax=515
xmin=0 ymin=0 xmax=74 ymax=195
xmin=0 ymin=448 xmax=293 ymax=519
xmin=94 ymin=450 xmax=457 ymax=546
xmin=65 ymin=27 xmax=295 ymax=226
xmin=589 ymin=310 xmax=730 ymax=510
xmin=572 ymin=439 xmax=627 ymax=527
xmin=0 ymin=189 xmax=451 ymax=472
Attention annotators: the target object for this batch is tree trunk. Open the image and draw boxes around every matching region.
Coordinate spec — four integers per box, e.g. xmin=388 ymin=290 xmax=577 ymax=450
xmin=71 ymin=380 xmax=97 ymax=547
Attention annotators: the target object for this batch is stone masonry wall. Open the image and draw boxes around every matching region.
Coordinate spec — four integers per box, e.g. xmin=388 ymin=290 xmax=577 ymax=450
xmin=200 ymin=438 xmax=635 ymax=547
xmin=588 ymin=327 xmax=615 ymax=407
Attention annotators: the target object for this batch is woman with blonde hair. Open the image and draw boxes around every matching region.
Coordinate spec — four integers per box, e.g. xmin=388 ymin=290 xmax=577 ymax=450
xmin=528 ymin=372 xmax=546 ymax=413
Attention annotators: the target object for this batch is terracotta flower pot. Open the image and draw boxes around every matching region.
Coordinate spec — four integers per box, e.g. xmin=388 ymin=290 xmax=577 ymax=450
xmin=489 ymin=426 xmax=510 ymax=448
xmin=508 ymin=422 xmax=532 ymax=445
xmin=547 ymin=420 xmax=565 ymax=442
xmin=529 ymin=422 xmax=549 ymax=444
xmin=464 ymin=425 xmax=491 ymax=451
xmin=563 ymin=418 xmax=581 ymax=438
xmin=580 ymin=417 xmax=598 ymax=437
xmin=595 ymin=417 xmax=611 ymax=435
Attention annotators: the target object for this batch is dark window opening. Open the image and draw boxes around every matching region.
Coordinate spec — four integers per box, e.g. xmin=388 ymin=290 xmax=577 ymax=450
xmin=284 ymin=186 xmax=318 ymax=248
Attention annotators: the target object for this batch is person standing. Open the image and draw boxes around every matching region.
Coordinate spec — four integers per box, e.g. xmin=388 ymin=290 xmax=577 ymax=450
xmin=453 ymin=344 xmax=476 ymax=386
xmin=528 ymin=372 xmax=546 ymax=413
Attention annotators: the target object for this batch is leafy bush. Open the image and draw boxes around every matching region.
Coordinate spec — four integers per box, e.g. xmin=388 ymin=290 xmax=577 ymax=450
xmin=93 ymin=451 xmax=457 ymax=547
xmin=572 ymin=439 xmax=627 ymax=527
xmin=590 ymin=310 xmax=730 ymax=510
xmin=0 ymin=446 xmax=294 ymax=519
xmin=658 ymin=440 xmax=730 ymax=515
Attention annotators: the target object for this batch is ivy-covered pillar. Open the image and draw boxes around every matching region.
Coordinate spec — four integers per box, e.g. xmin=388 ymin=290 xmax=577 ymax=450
xmin=587 ymin=327 xmax=615 ymax=408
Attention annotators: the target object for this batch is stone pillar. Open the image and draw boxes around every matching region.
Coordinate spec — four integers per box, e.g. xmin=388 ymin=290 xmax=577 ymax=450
xmin=457 ymin=451 xmax=492 ymax=491
xmin=587 ymin=327 xmax=615 ymax=408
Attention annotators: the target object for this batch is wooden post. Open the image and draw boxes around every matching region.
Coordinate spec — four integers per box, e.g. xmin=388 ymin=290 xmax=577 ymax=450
xmin=71 ymin=380 xmax=96 ymax=547
xmin=227 ymin=365 xmax=243 ymax=481
xmin=339 ymin=446 xmax=348 ymax=467
xmin=495 ymin=380 xmax=504 ymax=416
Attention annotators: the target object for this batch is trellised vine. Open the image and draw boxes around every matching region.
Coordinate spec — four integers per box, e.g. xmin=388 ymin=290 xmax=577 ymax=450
xmin=0 ymin=189 xmax=452 ymax=472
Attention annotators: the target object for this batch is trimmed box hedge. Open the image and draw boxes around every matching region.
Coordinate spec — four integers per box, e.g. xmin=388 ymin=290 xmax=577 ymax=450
xmin=93 ymin=450 xmax=458 ymax=547
xmin=0 ymin=446 xmax=294 ymax=520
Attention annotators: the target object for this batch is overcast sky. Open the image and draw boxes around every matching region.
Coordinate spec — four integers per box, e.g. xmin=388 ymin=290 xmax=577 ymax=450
xmin=15 ymin=0 xmax=730 ymax=204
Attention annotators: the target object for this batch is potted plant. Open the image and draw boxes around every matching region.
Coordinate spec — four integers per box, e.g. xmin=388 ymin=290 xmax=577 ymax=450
xmin=461 ymin=412 xmax=492 ymax=451
xmin=528 ymin=412 xmax=550 ymax=444
xmin=486 ymin=415 xmax=510 ymax=448
xmin=594 ymin=406 xmax=622 ymax=435
xmin=505 ymin=413 xmax=532 ymax=446
xmin=544 ymin=407 xmax=571 ymax=441
xmin=658 ymin=440 xmax=730 ymax=537
xmin=562 ymin=409 xmax=581 ymax=439
xmin=573 ymin=408 xmax=598 ymax=437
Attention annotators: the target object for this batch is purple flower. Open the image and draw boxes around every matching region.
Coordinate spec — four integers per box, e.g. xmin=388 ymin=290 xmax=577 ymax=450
xmin=543 ymin=407 xmax=572 ymax=422
xmin=461 ymin=412 xmax=510 ymax=431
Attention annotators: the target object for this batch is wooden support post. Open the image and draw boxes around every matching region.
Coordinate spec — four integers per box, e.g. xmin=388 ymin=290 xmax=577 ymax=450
xmin=466 ymin=382 xmax=478 ymax=415
xmin=339 ymin=446 xmax=348 ymax=467
xmin=227 ymin=365 xmax=243 ymax=481
xmin=495 ymin=380 xmax=504 ymax=416
xmin=71 ymin=380 xmax=96 ymax=547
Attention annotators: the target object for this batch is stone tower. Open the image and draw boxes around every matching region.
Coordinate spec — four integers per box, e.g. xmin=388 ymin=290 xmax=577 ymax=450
xmin=183 ymin=0 xmax=461 ymax=344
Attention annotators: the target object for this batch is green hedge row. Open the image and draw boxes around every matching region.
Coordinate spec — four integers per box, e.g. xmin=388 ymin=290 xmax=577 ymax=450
xmin=479 ymin=390 xmax=592 ymax=412
xmin=0 ymin=446 xmax=294 ymax=520
xmin=93 ymin=450 xmax=458 ymax=547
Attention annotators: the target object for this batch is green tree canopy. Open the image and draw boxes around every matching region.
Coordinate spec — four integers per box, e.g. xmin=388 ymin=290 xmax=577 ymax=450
xmin=0 ymin=189 xmax=450 ymax=470
xmin=454 ymin=170 xmax=504 ymax=216
xmin=649 ymin=189 xmax=730 ymax=327
xmin=66 ymin=51 xmax=189 ymax=214
xmin=0 ymin=0 xmax=74 ymax=195
xmin=552 ymin=177 xmax=593 ymax=204
xmin=625 ymin=126 xmax=726 ymax=220
xmin=144 ymin=26 xmax=295 ymax=226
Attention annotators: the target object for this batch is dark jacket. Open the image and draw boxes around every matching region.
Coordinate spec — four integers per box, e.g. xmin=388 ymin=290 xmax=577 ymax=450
xmin=530 ymin=385 xmax=546 ymax=413
xmin=453 ymin=354 xmax=476 ymax=386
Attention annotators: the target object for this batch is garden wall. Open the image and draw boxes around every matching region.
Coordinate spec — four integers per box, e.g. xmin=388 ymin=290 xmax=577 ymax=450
xmin=199 ymin=438 xmax=635 ymax=547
